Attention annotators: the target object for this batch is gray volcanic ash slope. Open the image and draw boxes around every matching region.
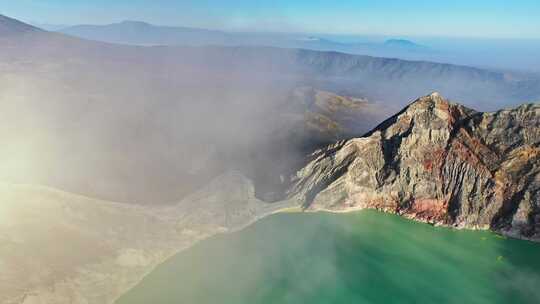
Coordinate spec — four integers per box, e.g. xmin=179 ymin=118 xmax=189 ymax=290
xmin=0 ymin=173 xmax=291 ymax=304
xmin=288 ymin=93 xmax=540 ymax=241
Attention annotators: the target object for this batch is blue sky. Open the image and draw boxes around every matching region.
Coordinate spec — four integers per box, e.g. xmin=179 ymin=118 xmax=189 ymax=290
xmin=1 ymin=0 xmax=540 ymax=38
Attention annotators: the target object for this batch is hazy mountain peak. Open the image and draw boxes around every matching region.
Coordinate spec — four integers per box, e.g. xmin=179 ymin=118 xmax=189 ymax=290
xmin=384 ymin=38 xmax=427 ymax=50
xmin=118 ymin=20 xmax=153 ymax=27
xmin=402 ymin=92 xmax=473 ymax=123
xmin=363 ymin=93 xmax=473 ymax=138
xmin=409 ymin=91 xmax=449 ymax=108
xmin=0 ymin=14 xmax=41 ymax=36
xmin=429 ymin=91 xmax=442 ymax=98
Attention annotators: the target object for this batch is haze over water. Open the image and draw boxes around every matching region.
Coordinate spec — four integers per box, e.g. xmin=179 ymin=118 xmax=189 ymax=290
xmin=117 ymin=211 xmax=540 ymax=304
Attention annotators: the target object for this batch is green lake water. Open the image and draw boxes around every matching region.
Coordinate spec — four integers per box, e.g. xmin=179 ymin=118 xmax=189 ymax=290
xmin=117 ymin=211 xmax=540 ymax=304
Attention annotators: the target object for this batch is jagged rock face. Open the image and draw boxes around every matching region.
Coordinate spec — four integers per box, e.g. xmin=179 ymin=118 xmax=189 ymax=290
xmin=288 ymin=93 xmax=540 ymax=241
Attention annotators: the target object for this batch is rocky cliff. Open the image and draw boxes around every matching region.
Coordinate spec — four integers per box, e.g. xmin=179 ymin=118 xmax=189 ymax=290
xmin=288 ymin=93 xmax=540 ymax=241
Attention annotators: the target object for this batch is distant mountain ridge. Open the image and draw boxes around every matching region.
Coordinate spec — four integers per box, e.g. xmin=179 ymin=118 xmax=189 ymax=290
xmin=0 ymin=14 xmax=539 ymax=204
xmin=59 ymin=20 xmax=231 ymax=45
xmin=55 ymin=20 xmax=540 ymax=73
xmin=58 ymin=19 xmax=433 ymax=54
xmin=0 ymin=14 xmax=41 ymax=35
xmin=384 ymin=38 xmax=428 ymax=50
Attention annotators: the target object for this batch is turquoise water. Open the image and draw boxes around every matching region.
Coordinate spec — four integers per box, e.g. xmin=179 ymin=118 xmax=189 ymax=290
xmin=117 ymin=211 xmax=540 ymax=304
